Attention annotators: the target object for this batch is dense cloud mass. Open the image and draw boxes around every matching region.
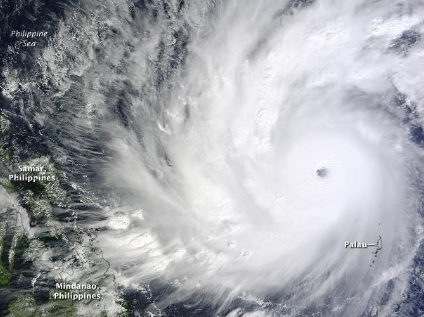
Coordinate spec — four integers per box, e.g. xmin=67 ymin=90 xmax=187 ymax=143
xmin=1 ymin=0 xmax=424 ymax=316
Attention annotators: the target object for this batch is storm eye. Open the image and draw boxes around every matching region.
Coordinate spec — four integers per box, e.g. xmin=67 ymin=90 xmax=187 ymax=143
xmin=316 ymin=166 xmax=327 ymax=177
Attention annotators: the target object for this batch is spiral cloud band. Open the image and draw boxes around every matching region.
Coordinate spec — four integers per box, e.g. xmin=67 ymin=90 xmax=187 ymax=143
xmin=4 ymin=0 xmax=423 ymax=315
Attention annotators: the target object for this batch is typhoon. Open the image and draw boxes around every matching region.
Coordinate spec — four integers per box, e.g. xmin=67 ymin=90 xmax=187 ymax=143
xmin=1 ymin=0 xmax=424 ymax=316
